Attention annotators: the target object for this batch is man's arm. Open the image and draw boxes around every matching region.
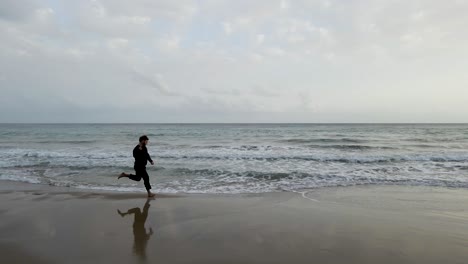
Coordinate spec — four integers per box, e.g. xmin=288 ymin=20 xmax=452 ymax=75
xmin=133 ymin=146 xmax=138 ymax=159
xmin=146 ymin=149 xmax=154 ymax=165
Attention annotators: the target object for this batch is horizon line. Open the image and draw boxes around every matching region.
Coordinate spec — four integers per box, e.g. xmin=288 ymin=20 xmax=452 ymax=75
xmin=1 ymin=122 xmax=467 ymax=125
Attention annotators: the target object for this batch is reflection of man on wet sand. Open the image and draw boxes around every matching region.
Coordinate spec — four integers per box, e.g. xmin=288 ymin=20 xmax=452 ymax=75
xmin=117 ymin=199 xmax=153 ymax=261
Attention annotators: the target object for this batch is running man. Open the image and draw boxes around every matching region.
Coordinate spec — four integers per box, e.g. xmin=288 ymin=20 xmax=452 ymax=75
xmin=119 ymin=135 xmax=155 ymax=197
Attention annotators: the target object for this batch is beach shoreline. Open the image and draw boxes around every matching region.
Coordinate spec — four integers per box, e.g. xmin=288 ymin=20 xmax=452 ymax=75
xmin=1 ymin=180 xmax=468 ymax=263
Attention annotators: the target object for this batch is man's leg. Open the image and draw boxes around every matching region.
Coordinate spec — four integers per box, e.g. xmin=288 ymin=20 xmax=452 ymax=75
xmin=118 ymin=172 xmax=129 ymax=179
xmin=141 ymin=169 xmax=154 ymax=197
xmin=119 ymin=168 xmax=143 ymax=181
xmin=128 ymin=173 xmax=142 ymax=182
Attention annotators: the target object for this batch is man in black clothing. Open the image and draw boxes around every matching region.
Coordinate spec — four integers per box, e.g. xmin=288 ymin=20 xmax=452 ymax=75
xmin=119 ymin=135 xmax=155 ymax=197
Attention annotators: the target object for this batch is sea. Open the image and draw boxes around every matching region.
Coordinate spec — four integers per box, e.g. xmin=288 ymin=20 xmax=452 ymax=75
xmin=1 ymin=124 xmax=467 ymax=194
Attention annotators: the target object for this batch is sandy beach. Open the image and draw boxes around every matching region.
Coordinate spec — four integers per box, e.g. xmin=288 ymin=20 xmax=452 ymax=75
xmin=1 ymin=180 xmax=468 ymax=264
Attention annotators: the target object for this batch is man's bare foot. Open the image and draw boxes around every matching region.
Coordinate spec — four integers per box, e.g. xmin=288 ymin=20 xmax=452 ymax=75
xmin=147 ymin=192 xmax=155 ymax=198
xmin=118 ymin=172 xmax=128 ymax=179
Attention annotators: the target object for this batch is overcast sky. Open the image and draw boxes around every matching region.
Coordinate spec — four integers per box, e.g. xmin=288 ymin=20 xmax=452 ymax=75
xmin=1 ymin=0 xmax=467 ymax=123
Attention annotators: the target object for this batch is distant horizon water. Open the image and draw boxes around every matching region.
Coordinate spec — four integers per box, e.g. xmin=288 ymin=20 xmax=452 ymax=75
xmin=2 ymin=122 xmax=468 ymax=125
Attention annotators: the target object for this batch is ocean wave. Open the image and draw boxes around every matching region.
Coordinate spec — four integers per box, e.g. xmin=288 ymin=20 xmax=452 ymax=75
xmin=3 ymin=169 xmax=468 ymax=194
xmin=306 ymin=144 xmax=396 ymax=150
xmin=191 ymin=144 xmax=394 ymax=151
xmin=279 ymin=138 xmax=368 ymax=144
xmin=157 ymin=154 xmax=468 ymax=163
xmin=2 ymin=151 xmax=467 ymax=169
xmin=0 ymin=146 xmax=15 ymax=149
xmin=0 ymin=174 xmax=41 ymax=184
xmin=17 ymin=151 xmax=129 ymax=159
xmin=403 ymin=137 xmax=468 ymax=143
xmin=5 ymin=164 xmax=133 ymax=171
xmin=155 ymin=166 xmax=468 ymax=180
xmin=35 ymin=140 xmax=98 ymax=144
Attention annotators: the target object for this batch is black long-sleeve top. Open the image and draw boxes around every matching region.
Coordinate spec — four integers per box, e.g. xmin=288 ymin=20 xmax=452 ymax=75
xmin=133 ymin=144 xmax=153 ymax=168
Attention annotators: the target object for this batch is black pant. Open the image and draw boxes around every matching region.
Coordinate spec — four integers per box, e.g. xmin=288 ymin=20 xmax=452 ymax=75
xmin=129 ymin=167 xmax=151 ymax=190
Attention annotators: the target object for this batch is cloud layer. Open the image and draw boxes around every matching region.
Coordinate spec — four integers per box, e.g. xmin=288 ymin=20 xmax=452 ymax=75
xmin=1 ymin=0 xmax=467 ymax=122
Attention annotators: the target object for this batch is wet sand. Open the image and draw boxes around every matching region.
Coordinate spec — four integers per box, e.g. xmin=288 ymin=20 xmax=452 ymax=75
xmin=1 ymin=180 xmax=468 ymax=264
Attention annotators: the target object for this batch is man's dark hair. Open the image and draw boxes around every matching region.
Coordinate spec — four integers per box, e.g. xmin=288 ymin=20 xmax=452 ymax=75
xmin=139 ymin=135 xmax=149 ymax=142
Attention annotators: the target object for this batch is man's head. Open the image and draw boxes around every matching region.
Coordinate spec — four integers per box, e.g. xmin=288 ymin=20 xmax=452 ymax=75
xmin=139 ymin=135 xmax=149 ymax=145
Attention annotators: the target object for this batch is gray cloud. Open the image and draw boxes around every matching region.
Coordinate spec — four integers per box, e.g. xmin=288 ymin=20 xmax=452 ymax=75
xmin=129 ymin=68 xmax=178 ymax=96
xmin=201 ymin=86 xmax=242 ymax=96
xmin=251 ymin=85 xmax=280 ymax=97
xmin=0 ymin=0 xmax=40 ymax=21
